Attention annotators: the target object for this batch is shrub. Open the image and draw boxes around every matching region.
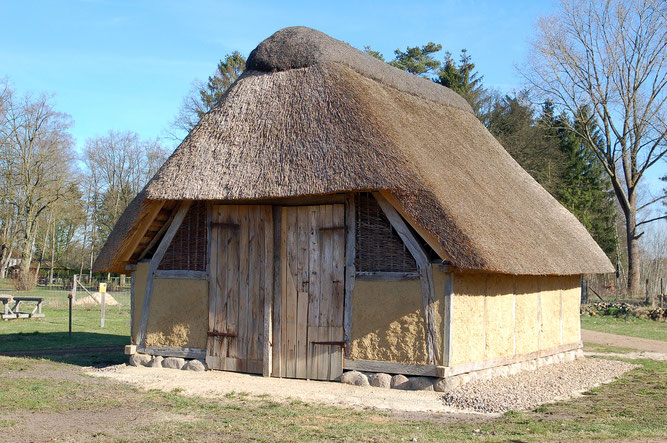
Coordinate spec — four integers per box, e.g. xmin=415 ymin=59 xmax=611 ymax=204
xmin=11 ymin=271 xmax=38 ymax=292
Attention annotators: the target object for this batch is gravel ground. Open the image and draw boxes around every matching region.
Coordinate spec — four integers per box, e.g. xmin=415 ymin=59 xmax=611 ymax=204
xmin=442 ymin=358 xmax=638 ymax=413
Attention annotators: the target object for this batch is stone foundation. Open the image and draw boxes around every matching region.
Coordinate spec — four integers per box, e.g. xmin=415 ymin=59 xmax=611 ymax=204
xmin=128 ymin=353 xmax=207 ymax=371
xmin=340 ymin=348 xmax=585 ymax=392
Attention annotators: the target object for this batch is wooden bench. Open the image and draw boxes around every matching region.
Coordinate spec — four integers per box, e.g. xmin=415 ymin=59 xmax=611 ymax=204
xmin=1 ymin=295 xmax=16 ymax=319
xmin=1 ymin=296 xmax=44 ymax=320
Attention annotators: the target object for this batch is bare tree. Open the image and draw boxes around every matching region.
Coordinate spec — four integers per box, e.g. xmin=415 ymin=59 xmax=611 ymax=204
xmin=0 ymin=88 xmax=76 ymax=282
xmin=522 ymin=0 xmax=667 ymax=296
xmin=168 ymin=52 xmax=246 ymax=139
xmin=82 ymin=131 xmax=169 ymax=257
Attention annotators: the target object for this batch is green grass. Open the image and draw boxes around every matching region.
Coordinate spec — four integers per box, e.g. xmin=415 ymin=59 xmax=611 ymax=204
xmin=0 ymin=281 xmax=130 ymax=353
xmin=581 ymin=314 xmax=667 ymax=341
xmin=0 ymin=355 xmax=665 ymax=441
xmin=583 ymin=342 xmax=635 ymax=354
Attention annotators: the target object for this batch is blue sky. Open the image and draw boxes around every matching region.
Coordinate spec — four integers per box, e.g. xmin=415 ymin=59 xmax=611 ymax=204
xmin=2 ymin=0 xmax=664 ymax=192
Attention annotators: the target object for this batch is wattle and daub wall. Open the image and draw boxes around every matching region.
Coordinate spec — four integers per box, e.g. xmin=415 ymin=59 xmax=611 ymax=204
xmin=132 ymin=262 xmax=208 ymax=349
xmin=132 ymin=260 xmax=581 ymax=368
xmin=348 ymin=269 xmax=581 ymax=367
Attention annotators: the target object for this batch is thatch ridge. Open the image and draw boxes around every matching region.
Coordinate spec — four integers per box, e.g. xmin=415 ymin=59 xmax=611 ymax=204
xmin=94 ymin=27 xmax=613 ymax=276
xmin=247 ymin=27 xmax=473 ymax=114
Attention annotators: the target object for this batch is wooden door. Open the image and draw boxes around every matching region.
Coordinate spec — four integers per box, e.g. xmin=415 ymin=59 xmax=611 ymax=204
xmin=206 ymin=205 xmax=273 ymax=374
xmin=281 ymin=204 xmax=345 ymax=380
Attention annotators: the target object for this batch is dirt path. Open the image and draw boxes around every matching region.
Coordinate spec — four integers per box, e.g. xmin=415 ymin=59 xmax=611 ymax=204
xmin=582 ymin=329 xmax=667 ymax=353
xmin=90 ymin=365 xmax=471 ymax=415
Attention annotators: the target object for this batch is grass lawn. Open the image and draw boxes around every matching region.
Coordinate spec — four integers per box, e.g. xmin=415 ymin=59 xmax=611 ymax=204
xmin=0 ymin=280 xmax=130 ymax=353
xmin=0 ymin=354 xmax=664 ymax=441
xmin=581 ymin=314 xmax=667 ymax=341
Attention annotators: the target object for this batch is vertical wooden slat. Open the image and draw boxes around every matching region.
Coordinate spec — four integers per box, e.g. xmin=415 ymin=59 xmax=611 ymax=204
xmin=227 ymin=207 xmax=241 ymax=366
xmin=286 ymin=208 xmax=298 ymax=377
xmin=285 ymin=261 xmax=298 ymax=378
xmin=297 ymin=206 xmax=309 ymax=293
xmin=217 ymin=207 xmax=230 ymax=364
xmin=331 ymin=204 xmax=345 ymax=329
xmin=318 ymin=205 xmax=333 ymax=380
xmin=330 ymin=326 xmax=344 ymax=379
xmin=296 ymin=291 xmax=308 ymax=378
xmin=248 ymin=207 xmax=260 ymax=363
xmin=280 ymin=207 xmax=288 ymax=375
xmin=307 ymin=205 xmax=320 ymax=379
xmin=330 ymin=204 xmax=345 ymax=379
xmin=295 ymin=207 xmax=309 ymax=379
xmin=344 ymin=194 xmax=355 ymax=356
xmin=237 ymin=205 xmax=250 ymax=373
xmin=207 ymin=207 xmax=219 ymax=363
xmin=263 ymin=206 xmax=274 ymax=377
xmin=272 ymin=207 xmax=282 ymax=377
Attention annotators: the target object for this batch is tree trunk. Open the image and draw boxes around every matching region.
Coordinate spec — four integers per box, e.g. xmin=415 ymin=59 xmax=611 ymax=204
xmin=49 ymin=218 xmax=55 ymax=284
xmin=19 ymin=231 xmax=34 ymax=280
xmin=624 ymin=205 xmax=641 ymax=298
xmin=0 ymin=244 xmax=14 ymax=279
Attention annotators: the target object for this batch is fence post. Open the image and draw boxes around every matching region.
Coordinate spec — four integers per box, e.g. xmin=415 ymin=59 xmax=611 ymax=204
xmin=72 ymin=274 xmax=77 ymax=304
xmin=661 ymin=278 xmax=664 ymax=309
xmin=68 ymin=292 xmax=72 ymax=339
xmin=100 ymin=282 xmax=106 ymax=328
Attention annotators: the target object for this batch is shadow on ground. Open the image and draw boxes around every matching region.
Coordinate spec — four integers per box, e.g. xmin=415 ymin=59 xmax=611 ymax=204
xmin=0 ymin=331 xmax=128 ymax=366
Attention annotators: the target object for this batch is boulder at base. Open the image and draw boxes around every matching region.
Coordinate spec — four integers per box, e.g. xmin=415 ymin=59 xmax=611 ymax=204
xmin=128 ymin=354 xmax=151 ymax=367
xmin=340 ymin=370 xmax=369 ymax=386
xmin=369 ymin=373 xmax=392 ymax=388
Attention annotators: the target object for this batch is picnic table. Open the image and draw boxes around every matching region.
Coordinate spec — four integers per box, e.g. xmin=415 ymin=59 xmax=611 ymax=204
xmin=1 ymin=295 xmax=45 ymax=320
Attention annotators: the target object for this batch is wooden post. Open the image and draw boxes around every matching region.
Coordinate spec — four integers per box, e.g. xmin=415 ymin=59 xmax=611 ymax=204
xmin=68 ymin=292 xmax=72 ymax=339
xmin=660 ymin=278 xmax=663 ymax=309
xmin=443 ymin=272 xmax=453 ymax=367
xmin=343 ymin=193 xmax=355 ymax=356
xmin=71 ymin=274 xmax=77 ymax=304
xmin=373 ymin=192 xmax=438 ymax=365
xmin=100 ymin=283 xmax=106 ymax=328
xmin=137 ymin=202 xmax=192 ymax=349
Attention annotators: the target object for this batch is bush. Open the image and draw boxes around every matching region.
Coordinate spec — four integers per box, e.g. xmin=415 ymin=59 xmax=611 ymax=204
xmin=11 ymin=271 xmax=38 ymax=292
xmin=581 ymin=302 xmax=666 ymax=322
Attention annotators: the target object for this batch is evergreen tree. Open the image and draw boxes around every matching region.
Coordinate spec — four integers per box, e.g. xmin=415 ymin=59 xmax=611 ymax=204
xmin=389 ymin=42 xmax=442 ymax=77
xmin=486 ymin=94 xmax=565 ymax=196
xmin=171 ymin=51 xmax=246 ymax=136
xmin=363 ymin=46 xmax=384 ymax=61
xmin=199 ymin=51 xmax=246 ymax=119
xmin=554 ymin=109 xmax=617 ymax=258
xmin=436 ymin=49 xmax=487 ymax=115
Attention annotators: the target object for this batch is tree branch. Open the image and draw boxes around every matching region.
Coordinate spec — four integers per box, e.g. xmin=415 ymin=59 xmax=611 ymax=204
xmin=636 ymin=215 xmax=667 ymax=228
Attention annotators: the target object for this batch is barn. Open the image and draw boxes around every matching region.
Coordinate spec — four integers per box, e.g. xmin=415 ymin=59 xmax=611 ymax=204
xmin=94 ymin=27 xmax=613 ymax=384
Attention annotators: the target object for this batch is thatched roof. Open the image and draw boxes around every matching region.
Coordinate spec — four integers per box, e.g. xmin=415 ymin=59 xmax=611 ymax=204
xmin=94 ymin=26 xmax=613 ymax=276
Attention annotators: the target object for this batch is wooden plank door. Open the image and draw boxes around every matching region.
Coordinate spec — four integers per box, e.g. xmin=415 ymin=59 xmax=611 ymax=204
xmin=281 ymin=204 xmax=345 ymax=380
xmin=207 ymin=205 xmax=273 ymax=374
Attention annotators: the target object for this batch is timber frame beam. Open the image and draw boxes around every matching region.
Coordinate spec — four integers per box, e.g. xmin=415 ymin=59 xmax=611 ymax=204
xmin=343 ymin=193 xmax=355 ymax=355
xmin=118 ymin=201 xmax=165 ymax=266
xmin=137 ymin=201 xmax=192 ymax=348
xmin=373 ymin=192 xmax=439 ymax=365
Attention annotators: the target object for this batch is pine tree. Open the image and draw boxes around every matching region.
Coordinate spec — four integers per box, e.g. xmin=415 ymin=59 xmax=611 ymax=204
xmin=436 ymin=49 xmax=487 ymax=116
xmin=199 ymin=51 xmax=246 ymax=119
xmin=553 ymin=109 xmax=618 ymax=258
xmin=389 ymin=43 xmax=442 ymax=77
